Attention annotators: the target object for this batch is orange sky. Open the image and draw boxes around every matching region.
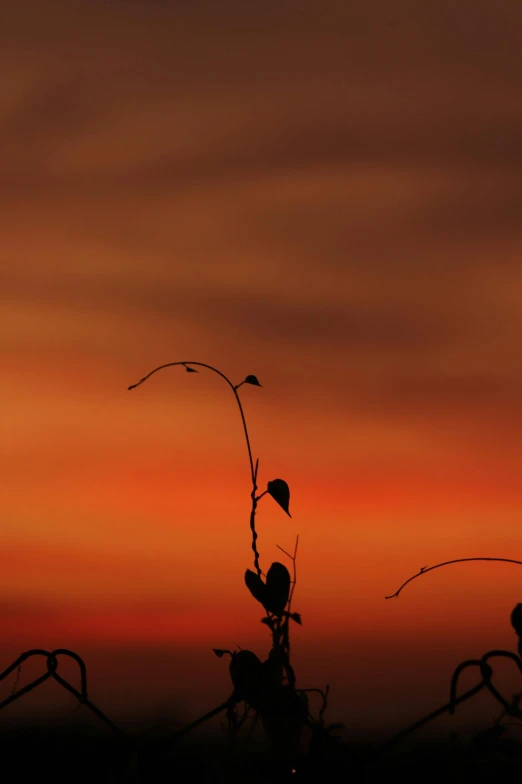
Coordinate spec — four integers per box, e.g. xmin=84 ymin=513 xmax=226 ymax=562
xmin=2 ymin=0 xmax=522 ymax=740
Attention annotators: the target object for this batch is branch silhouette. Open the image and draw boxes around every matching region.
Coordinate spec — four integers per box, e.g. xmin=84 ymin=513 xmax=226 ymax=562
xmin=0 ymin=649 xmax=124 ymax=736
xmin=128 ymin=361 xmax=265 ymax=575
xmin=377 ymin=602 xmax=522 ymax=765
xmin=128 ymin=361 xmax=255 ymax=481
xmin=379 ymin=677 xmax=488 ymax=752
xmin=128 ymin=360 xmax=348 ymax=776
xmin=385 ymin=557 xmax=522 ymax=599
xmin=480 ymin=650 xmax=522 ymax=719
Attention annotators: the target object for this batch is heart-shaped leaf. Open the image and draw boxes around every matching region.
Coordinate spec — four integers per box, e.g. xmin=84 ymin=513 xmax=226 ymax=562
xmin=229 ymin=650 xmax=264 ymax=705
xmin=244 ymin=374 xmax=262 ymax=387
xmin=245 ymin=569 xmax=266 ymax=605
xmin=267 ymin=479 xmax=291 ymax=517
xmin=264 ymin=562 xmax=291 ymax=615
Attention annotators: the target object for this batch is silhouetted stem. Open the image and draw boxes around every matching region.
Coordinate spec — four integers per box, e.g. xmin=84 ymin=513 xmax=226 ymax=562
xmin=480 ymin=650 xmax=522 ymax=718
xmin=0 ymin=649 xmax=51 ymax=680
xmin=129 ymin=360 xmax=263 ymax=575
xmin=128 ymin=361 xmax=255 ymax=482
xmin=385 ymin=557 xmax=522 ymax=599
xmin=170 ymin=700 xmax=231 ymax=741
xmin=52 ymin=675 xmax=125 ymax=736
xmin=51 ymin=648 xmax=88 ymax=698
xmin=0 ymin=649 xmax=124 ymax=736
xmin=449 ymin=659 xmax=491 ymax=715
xmin=250 ymin=489 xmax=262 ymax=578
xmin=318 ymin=684 xmax=330 ymax=724
xmin=0 ymin=671 xmax=54 ymax=710
xmin=379 ymin=678 xmax=488 ymax=751
xmin=382 ymin=651 xmax=522 ymax=755
xmin=129 ymin=361 xmax=303 ymax=750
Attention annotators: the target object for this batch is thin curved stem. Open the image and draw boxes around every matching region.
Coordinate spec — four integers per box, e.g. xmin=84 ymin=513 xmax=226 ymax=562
xmin=129 ymin=360 xmax=264 ymax=575
xmin=51 ymin=648 xmax=88 ymax=698
xmin=377 ymin=678 xmax=488 ymax=753
xmin=170 ymin=700 xmax=232 ymax=741
xmin=480 ymin=650 xmax=522 ymax=718
xmin=0 ymin=671 xmax=53 ymax=710
xmin=481 ymin=650 xmax=522 ymax=675
xmin=449 ymin=659 xmax=491 ymax=715
xmin=385 ymin=558 xmax=522 ymax=599
xmin=50 ymin=671 xmax=125 ymax=735
xmin=128 ymin=361 xmax=255 ymax=483
xmin=0 ymin=650 xmax=124 ymax=736
xmin=0 ymin=649 xmax=51 ymax=681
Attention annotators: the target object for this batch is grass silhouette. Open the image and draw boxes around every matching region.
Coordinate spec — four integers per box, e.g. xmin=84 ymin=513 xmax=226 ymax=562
xmin=2 ymin=359 xmax=522 ymax=781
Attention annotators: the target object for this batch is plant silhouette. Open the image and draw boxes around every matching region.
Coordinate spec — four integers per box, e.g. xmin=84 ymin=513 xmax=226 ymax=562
xmin=0 ymin=649 xmax=122 ymax=735
xmin=3 ymin=359 xmax=522 ymax=780
xmin=128 ymin=361 xmax=347 ymax=777
xmin=385 ymin=557 xmax=522 ymax=600
xmin=380 ymin=544 xmax=522 ymax=756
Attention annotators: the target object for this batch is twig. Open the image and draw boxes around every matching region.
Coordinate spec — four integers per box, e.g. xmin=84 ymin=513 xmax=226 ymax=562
xmin=0 ymin=670 xmax=53 ymax=710
xmin=276 ymin=534 xmax=299 ymax=614
xmin=378 ymin=677 xmax=488 ymax=752
xmin=480 ymin=651 xmax=522 ymax=719
xmin=128 ymin=361 xmax=255 ymax=482
xmin=275 ymin=534 xmax=299 ymax=687
xmin=10 ymin=664 xmax=22 ymax=697
xmin=0 ymin=649 xmax=124 ymax=737
xmin=128 ymin=360 xmax=264 ymax=575
xmin=319 ymin=684 xmax=329 ymax=724
xmin=449 ymin=659 xmax=491 ymax=715
xmin=170 ymin=700 xmax=231 ymax=742
xmin=385 ymin=558 xmax=522 ymax=599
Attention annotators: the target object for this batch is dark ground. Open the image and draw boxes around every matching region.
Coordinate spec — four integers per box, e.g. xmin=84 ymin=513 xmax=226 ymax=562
xmin=2 ymin=719 xmax=522 ymax=783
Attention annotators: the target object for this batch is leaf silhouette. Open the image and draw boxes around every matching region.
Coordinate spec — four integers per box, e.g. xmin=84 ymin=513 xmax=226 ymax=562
xmin=212 ymin=649 xmax=226 ymax=658
xmin=245 ymin=569 xmax=266 ymax=605
xmin=264 ymin=562 xmax=291 ymax=615
xmin=267 ymin=479 xmax=291 ymax=517
xmin=229 ymin=650 xmax=264 ymax=703
xmin=244 ymin=374 xmax=262 ymax=387
xmin=511 ymin=604 xmax=522 ymax=636
xmin=289 ymin=612 xmax=302 ymax=625
xmin=183 ymin=364 xmax=197 ymax=372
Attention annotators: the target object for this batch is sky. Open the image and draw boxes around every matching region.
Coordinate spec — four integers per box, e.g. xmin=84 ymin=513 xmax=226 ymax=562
xmin=2 ymin=0 xmax=522 ymax=740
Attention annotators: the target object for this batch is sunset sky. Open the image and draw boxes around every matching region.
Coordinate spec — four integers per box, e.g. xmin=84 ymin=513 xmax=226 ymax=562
xmin=2 ymin=0 xmax=522 ymax=740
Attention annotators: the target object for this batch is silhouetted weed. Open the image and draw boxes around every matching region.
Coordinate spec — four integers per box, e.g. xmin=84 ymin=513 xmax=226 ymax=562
xmin=382 ymin=550 xmax=522 ymax=757
xmin=3 ymin=359 xmax=521 ymax=781
xmin=128 ymin=361 xmax=346 ymax=776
